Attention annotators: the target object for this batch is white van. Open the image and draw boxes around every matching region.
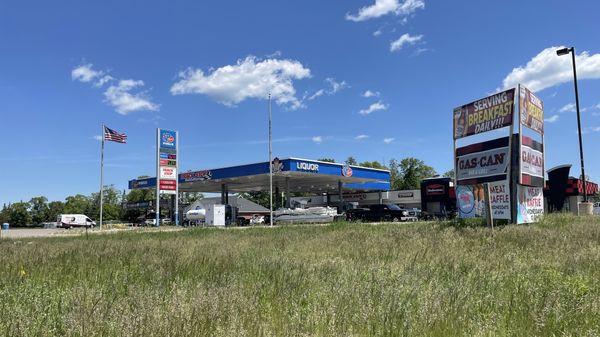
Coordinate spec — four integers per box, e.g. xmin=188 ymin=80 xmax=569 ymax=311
xmin=594 ymin=202 xmax=600 ymax=216
xmin=57 ymin=214 xmax=96 ymax=229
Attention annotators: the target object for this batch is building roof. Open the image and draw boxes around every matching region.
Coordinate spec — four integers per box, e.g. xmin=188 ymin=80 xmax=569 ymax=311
xmin=184 ymin=196 xmax=269 ymax=214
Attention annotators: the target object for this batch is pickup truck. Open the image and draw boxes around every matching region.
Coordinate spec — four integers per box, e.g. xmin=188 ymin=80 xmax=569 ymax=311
xmin=346 ymin=204 xmax=417 ymax=222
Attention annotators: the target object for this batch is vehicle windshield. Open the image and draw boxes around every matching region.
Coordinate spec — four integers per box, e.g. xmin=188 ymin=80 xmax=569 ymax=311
xmin=86 ymin=218 xmax=92 ymax=222
xmin=387 ymin=204 xmax=402 ymax=210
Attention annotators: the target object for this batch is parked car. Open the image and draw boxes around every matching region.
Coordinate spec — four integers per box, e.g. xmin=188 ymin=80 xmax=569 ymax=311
xmin=594 ymin=202 xmax=600 ymax=215
xmin=140 ymin=212 xmax=172 ymax=226
xmin=346 ymin=204 xmax=415 ymax=222
xmin=57 ymin=214 xmax=95 ymax=229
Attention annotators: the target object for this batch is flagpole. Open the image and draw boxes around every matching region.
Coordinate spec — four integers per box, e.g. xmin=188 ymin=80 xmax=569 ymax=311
xmin=268 ymin=93 xmax=273 ymax=227
xmin=99 ymin=124 xmax=105 ymax=230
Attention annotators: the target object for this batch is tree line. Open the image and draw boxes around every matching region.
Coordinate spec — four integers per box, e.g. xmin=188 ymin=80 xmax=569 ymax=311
xmin=0 ymin=158 xmax=450 ymax=226
xmin=0 ymin=180 xmax=203 ymax=227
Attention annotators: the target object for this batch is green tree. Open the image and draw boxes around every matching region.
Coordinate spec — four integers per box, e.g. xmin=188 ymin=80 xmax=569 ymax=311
xmin=397 ymin=158 xmax=437 ymax=190
xmin=239 ymin=191 xmax=271 ymax=209
xmin=317 ymin=158 xmax=335 ymax=163
xmin=388 ymin=159 xmax=401 ymax=190
xmin=443 ymin=169 xmax=455 ymax=179
xmin=8 ymin=202 xmax=31 ymax=227
xmin=63 ymin=194 xmax=92 ymax=215
xmin=47 ymin=201 xmax=64 ymax=222
xmin=89 ymin=185 xmax=123 ymax=221
xmin=359 ymin=161 xmax=387 ymax=170
xmin=29 ymin=196 xmax=49 ymax=225
xmin=345 ymin=157 xmax=358 ymax=166
xmin=0 ymin=204 xmax=9 ymax=224
xmin=180 ymin=192 xmax=204 ymax=205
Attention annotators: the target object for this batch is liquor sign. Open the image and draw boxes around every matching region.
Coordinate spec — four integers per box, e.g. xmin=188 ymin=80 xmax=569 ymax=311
xmin=520 ymin=136 xmax=544 ymax=187
xmin=455 ymin=137 xmax=510 ymax=185
xmin=453 ymin=89 xmax=515 ymax=139
xmin=517 ymin=185 xmax=544 ymax=224
xmin=519 ymin=85 xmax=544 ymax=135
xmin=456 ymin=181 xmax=510 ymax=220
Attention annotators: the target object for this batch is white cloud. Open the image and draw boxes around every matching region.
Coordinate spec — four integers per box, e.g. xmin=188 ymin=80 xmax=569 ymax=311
xmin=104 ymin=79 xmax=159 ymax=115
xmin=373 ymin=29 xmax=382 ymax=37
xmin=346 ymin=0 xmax=425 ymax=22
xmin=171 ymin=55 xmax=311 ymax=109
xmin=307 ymin=89 xmax=325 ymax=100
xmin=359 ymin=101 xmax=388 ymax=115
xmin=383 ymin=137 xmax=395 ymax=144
xmin=545 ymin=115 xmax=560 ymax=123
xmin=355 ymin=134 xmax=370 ymax=140
xmin=305 ymin=78 xmax=348 ymax=102
xmin=390 ymin=33 xmax=423 ymax=52
xmin=326 ymin=78 xmax=348 ymax=94
xmin=312 ymin=136 xmax=323 ymax=144
xmin=72 ymin=63 xmax=156 ymax=114
xmin=362 ymin=90 xmax=380 ymax=98
xmin=502 ymin=46 xmax=600 ymax=92
xmin=95 ymin=75 xmax=114 ymax=87
xmin=559 ymin=103 xmax=576 ymax=113
xmin=582 ymin=126 xmax=600 ymax=134
xmin=72 ymin=64 xmax=103 ymax=83
xmin=92 ymin=135 xmax=102 ymax=141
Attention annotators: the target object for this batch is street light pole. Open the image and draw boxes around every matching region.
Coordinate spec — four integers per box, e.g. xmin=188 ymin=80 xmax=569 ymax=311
xmin=558 ymin=47 xmax=588 ymax=202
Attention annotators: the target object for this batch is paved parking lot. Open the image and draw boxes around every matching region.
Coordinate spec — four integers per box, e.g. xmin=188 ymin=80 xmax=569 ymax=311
xmin=0 ymin=226 xmax=189 ymax=240
xmin=0 ymin=227 xmax=93 ymax=239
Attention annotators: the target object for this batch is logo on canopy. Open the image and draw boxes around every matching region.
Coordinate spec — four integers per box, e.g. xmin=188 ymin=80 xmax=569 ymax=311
xmin=341 ymin=164 xmax=353 ymax=177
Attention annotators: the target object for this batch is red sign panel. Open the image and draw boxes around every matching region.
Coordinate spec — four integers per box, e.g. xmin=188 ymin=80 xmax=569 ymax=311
xmin=426 ymin=184 xmax=445 ymax=196
xmin=159 ymin=179 xmax=177 ymax=190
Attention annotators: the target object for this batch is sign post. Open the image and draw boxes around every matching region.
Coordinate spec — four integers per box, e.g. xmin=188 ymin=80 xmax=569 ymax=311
xmin=156 ymin=128 xmax=178 ymax=227
xmin=454 ymin=89 xmax=516 ymax=224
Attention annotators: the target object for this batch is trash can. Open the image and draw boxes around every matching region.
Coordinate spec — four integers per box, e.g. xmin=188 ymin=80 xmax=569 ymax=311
xmin=2 ymin=223 xmax=8 ymax=230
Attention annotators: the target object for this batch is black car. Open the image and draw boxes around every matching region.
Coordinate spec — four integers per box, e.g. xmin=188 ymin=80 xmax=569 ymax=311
xmin=346 ymin=204 xmax=414 ymax=222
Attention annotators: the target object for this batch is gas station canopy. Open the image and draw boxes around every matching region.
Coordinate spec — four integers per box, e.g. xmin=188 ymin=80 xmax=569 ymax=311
xmin=128 ymin=157 xmax=390 ymax=194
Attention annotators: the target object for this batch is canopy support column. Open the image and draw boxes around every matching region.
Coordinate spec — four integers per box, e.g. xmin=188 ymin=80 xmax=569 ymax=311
xmin=338 ymin=180 xmax=344 ymax=214
xmin=285 ymin=177 xmax=291 ymax=208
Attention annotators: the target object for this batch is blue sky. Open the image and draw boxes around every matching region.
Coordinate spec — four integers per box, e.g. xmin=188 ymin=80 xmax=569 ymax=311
xmin=1 ymin=0 xmax=600 ymax=205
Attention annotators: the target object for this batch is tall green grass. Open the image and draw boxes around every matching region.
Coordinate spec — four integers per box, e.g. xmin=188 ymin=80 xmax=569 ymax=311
xmin=1 ymin=214 xmax=600 ymax=336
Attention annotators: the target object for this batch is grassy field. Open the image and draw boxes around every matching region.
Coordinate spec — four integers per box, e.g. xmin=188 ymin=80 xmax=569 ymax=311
xmin=1 ymin=214 xmax=600 ymax=336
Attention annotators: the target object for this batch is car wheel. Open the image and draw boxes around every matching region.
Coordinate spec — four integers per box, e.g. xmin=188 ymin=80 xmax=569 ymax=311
xmin=392 ymin=217 xmax=400 ymax=222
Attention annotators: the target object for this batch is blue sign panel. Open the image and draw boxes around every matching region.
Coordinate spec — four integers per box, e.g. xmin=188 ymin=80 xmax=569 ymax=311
xmin=129 ymin=177 xmax=157 ymax=189
xmin=160 ymin=129 xmax=176 ymax=149
xmin=159 ymin=153 xmax=169 ymax=159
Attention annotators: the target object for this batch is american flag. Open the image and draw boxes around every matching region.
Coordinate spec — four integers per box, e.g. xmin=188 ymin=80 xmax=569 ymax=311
xmin=103 ymin=126 xmax=127 ymax=143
